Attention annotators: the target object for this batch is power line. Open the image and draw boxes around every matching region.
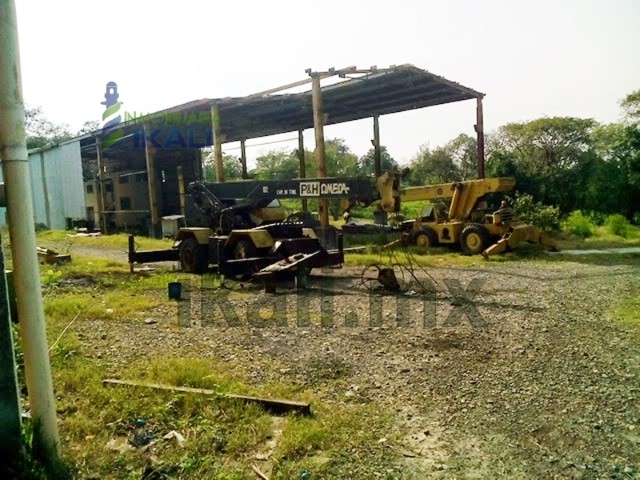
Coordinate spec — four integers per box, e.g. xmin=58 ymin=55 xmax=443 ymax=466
xmin=219 ymin=136 xmax=300 ymax=154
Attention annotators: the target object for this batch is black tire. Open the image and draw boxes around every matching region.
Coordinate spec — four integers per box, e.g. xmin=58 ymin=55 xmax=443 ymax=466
xmin=413 ymin=227 xmax=438 ymax=249
xmin=179 ymin=237 xmax=208 ymax=273
xmin=460 ymin=224 xmax=491 ymax=255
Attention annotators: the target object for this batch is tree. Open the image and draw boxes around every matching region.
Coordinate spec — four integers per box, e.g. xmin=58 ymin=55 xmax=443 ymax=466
xmin=306 ymin=138 xmax=360 ymax=177
xmin=621 ymin=89 xmax=640 ymax=122
xmin=24 ymin=106 xmax=72 ymax=149
xmin=77 ymin=120 xmax=101 ymax=135
xmin=487 ymin=117 xmax=597 ymax=213
xmin=203 ymin=152 xmax=244 ymax=181
xmin=407 ymin=134 xmax=478 ymax=186
xmin=358 ymin=145 xmax=398 ymax=176
xmin=252 ymin=149 xmax=300 ymax=180
xmin=408 ymin=144 xmax=459 ymax=186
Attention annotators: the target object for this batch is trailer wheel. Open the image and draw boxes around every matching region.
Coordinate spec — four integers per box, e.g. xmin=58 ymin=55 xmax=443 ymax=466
xmin=232 ymin=239 xmax=260 ymax=281
xmin=413 ymin=227 xmax=438 ymax=249
xmin=234 ymin=239 xmax=258 ymax=260
xmin=460 ymin=224 xmax=491 ymax=255
xmin=179 ymin=237 xmax=208 ymax=273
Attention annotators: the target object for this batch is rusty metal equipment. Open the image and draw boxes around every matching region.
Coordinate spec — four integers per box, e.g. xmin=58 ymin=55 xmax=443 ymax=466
xmin=36 ymin=247 xmax=71 ymax=265
xmin=128 ymin=172 xmax=401 ymax=285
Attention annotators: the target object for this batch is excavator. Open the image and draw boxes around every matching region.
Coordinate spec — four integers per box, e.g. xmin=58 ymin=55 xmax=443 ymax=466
xmin=397 ymin=177 xmax=557 ymax=257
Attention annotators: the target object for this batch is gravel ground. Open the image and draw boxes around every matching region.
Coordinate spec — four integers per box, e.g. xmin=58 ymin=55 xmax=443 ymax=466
xmin=57 ymin=242 xmax=640 ymax=478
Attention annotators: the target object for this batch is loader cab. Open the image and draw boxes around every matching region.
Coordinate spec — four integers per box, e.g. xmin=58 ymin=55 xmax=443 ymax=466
xmin=418 ymin=202 xmax=447 ymax=223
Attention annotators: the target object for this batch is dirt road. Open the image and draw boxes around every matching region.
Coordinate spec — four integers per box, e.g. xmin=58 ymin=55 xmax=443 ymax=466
xmin=64 ymin=243 xmax=640 ymax=478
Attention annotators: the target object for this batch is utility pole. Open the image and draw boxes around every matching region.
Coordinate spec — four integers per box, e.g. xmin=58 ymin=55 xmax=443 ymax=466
xmin=0 ymin=0 xmax=60 ymax=463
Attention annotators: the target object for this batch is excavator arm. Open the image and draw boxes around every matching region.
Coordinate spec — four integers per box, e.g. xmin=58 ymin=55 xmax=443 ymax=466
xmin=399 ymin=177 xmax=516 ymax=220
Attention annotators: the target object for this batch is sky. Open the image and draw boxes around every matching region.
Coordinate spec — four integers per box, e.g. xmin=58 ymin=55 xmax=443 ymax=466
xmin=14 ymin=0 xmax=640 ymax=167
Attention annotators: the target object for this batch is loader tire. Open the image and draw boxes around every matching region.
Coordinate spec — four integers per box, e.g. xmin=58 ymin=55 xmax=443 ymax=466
xmin=460 ymin=224 xmax=491 ymax=256
xmin=179 ymin=237 xmax=208 ymax=273
xmin=413 ymin=227 xmax=438 ymax=249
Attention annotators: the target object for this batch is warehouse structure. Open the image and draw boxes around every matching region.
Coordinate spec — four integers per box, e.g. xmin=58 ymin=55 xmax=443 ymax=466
xmin=0 ymin=64 xmax=485 ymax=236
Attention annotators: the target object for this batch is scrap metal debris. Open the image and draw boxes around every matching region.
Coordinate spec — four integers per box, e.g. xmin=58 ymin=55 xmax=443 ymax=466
xmin=37 ymin=246 xmax=71 ymax=264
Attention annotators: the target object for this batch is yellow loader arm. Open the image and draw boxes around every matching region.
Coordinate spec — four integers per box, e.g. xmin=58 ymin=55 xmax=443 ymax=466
xmin=482 ymin=224 xmax=558 ymax=257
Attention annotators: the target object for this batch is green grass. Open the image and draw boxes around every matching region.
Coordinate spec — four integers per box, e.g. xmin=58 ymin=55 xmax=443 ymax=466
xmin=610 ymin=294 xmax=640 ymax=339
xmin=9 ymin=253 xmax=403 ymax=478
xmin=36 ymin=230 xmax=173 ymax=251
xmin=555 ymin=225 xmax=640 ymax=250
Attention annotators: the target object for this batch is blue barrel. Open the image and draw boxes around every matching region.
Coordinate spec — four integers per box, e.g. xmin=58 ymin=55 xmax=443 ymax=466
xmin=168 ymin=282 xmax=182 ymax=300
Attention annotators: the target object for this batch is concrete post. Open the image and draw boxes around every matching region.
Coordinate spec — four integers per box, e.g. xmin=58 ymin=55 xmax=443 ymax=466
xmin=0 ymin=0 xmax=60 ymax=462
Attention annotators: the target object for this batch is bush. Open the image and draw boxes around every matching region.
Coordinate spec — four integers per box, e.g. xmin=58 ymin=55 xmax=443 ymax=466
xmin=511 ymin=193 xmax=561 ymax=232
xmin=584 ymin=211 xmax=607 ymax=227
xmin=564 ymin=210 xmax=595 ymax=238
xmin=605 ymin=214 xmax=631 ymax=237
xmin=633 ymin=212 xmax=640 ymax=226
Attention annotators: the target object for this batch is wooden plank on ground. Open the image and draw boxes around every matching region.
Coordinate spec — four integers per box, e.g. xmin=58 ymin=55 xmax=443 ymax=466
xmin=102 ymin=378 xmax=312 ymax=415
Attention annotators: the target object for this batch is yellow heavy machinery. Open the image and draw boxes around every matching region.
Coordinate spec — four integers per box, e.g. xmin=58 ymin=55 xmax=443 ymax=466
xmin=398 ymin=177 xmax=557 ymax=257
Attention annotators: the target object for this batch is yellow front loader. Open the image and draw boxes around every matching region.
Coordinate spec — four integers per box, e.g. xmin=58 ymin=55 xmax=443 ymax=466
xmin=398 ymin=177 xmax=557 ymax=257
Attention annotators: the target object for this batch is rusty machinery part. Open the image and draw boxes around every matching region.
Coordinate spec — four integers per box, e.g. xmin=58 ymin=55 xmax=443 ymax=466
xmin=360 ymin=264 xmax=406 ymax=292
xmin=359 ymin=244 xmax=438 ymax=294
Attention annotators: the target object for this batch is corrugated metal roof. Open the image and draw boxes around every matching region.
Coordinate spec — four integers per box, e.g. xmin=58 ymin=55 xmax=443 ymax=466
xmin=80 ymin=64 xmax=484 ymax=153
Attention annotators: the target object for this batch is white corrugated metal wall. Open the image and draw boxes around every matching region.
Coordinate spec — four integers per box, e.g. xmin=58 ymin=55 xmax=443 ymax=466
xmin=0 ymin=140 xmax=86 ymax=229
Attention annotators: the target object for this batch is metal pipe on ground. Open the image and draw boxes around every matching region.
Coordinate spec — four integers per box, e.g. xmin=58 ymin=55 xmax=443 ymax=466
xmin=0 ymin=0 xmax=60 ymax=462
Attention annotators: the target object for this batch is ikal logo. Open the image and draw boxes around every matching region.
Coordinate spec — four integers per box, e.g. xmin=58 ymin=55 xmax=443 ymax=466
xmin=100 ymin=81 xmax=123 ymax=150
xmin=99 ymin=81 xmax=214 ymax=150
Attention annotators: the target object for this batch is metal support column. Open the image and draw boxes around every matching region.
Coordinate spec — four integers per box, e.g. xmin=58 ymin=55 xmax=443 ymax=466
xmin=96 ymin=140 xmax=107 ymax=233
xmin=475 ymin=96 xmax=485 ymax=179
xmin=177 ymin=165 xmax=186 ymax=219
xmin=373 ymin=115 xmax=381 ymax=177
xmin=211 ymin=102 xmax=224 ymax=182
xmin=297 ymin=130 xmax=307 ymax=212
xmin=311 ymin=74 xmax=329 ymax=227
xmin=240 ymin=139 xmax=248 ymax=179
xmin=144 ymin=125 xmax=161 ymax=237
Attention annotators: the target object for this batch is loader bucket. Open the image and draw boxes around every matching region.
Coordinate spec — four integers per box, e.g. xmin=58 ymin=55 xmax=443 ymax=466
xmin=482 ymin=224 xmax=557 ymax=257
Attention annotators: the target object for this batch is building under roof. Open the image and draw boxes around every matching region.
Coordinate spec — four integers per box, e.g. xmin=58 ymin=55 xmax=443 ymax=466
xmin=6 ymin=64 xmax=486 ymax=236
